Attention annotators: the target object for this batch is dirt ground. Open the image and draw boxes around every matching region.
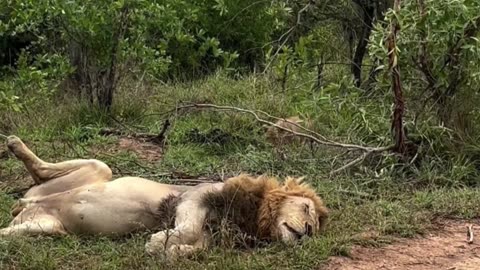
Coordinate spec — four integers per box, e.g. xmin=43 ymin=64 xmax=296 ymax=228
xmin=117 ymin=137 xmax=163 ymax=162
xmin=323 ymin=220 xmax=480 ymax=270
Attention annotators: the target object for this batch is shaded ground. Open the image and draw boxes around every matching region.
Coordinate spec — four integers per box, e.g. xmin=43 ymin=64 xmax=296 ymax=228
xmin=323 ymin=220 xmax=480 ymax=270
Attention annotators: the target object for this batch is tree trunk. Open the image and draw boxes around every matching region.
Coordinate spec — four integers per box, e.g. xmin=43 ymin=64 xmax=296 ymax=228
xmin=96 ymin=6 xmax=129 ymax=112
xmin=352 ymin=4 xmax=375 ymax=88
xmin=387 ymin=0 xmax=406 ymax=154
xmin=98 ymin=71 xmax=115 ymax=111
xmin=314 ymin=57 xmax=324 ymax=91
xmin=362 ymin=58 xmax=381 ymax=92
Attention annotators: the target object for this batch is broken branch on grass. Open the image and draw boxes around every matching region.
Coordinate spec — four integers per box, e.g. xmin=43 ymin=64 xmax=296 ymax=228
xmin=174 ymin=103 xmax=393 ymax=175
xmin=467 ymin=224 xmax=474 ymax=244
xmin=188 ymin=103 xmax=393 ymax=153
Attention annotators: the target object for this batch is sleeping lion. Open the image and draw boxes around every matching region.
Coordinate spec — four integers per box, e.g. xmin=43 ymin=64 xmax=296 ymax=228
xmin=1 ymin=136 xmax=328 ymax=258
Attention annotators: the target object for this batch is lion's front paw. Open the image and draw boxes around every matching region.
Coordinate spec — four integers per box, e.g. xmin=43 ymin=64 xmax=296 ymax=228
xmin=145 ymin=229 xmax=179 ymax=256
xmin=145 ymin=232 xmax=166 ymax=255
xmin=166 ymin=244 xmax=198 ymax=259
xmin=145 ymin=239 xmax=198 ymax=260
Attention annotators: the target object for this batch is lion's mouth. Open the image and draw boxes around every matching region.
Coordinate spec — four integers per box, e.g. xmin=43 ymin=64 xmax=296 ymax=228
xmin=283 ymin=223 xmax=304 ymax=240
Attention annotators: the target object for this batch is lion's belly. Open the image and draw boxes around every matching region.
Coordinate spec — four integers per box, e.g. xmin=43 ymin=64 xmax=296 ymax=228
xmin=58 ymin=178 xmax=183 ymax=235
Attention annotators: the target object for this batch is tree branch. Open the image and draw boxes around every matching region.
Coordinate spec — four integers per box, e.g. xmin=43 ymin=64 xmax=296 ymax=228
xmin=263 ymin=2 xmax=312 ymax=73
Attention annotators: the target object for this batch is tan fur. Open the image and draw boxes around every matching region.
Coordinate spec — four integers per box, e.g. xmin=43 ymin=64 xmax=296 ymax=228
xmin=2 ymin=136 xmax=328 ymax=260
xmin=258 ymin=176 xmax=328 ymax=239
xmin=201 ymin=174 xmax=328 ymax=243
xmin=265 ymin=116 xmax=313 ymax=145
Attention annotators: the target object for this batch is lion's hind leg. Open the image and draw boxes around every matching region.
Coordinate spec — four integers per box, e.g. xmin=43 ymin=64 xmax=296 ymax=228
xmin=7 ymin=135 xmax=112 ymax=185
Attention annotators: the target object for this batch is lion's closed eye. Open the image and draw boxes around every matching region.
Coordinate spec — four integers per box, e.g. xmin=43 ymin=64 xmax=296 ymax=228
xmin=303 ymin=203 xmax=310 ymax=214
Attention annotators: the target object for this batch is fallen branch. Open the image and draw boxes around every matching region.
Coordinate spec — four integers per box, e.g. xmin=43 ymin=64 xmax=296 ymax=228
xmin=467 ymin=224 xmax=474 ymax=244
xmin=169 ymin=103 xmax=394 ymax=174
xmin=188 ymin=103 xmax=393 ymax=153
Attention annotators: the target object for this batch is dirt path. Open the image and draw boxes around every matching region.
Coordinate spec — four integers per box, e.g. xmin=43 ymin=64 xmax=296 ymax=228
xmin=323 ymin=220 xmax=480 ymax=270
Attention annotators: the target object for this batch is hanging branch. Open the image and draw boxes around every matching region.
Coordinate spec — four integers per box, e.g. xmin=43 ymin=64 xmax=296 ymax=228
xmin=387 ymin=0 xmax=406 ymax=154
xmin=262 ymin=2 xmax=312 ymax=73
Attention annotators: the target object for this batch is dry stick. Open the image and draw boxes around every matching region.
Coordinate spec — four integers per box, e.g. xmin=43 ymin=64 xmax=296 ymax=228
xmin=467 ymin=225 xmax=474 ymax=244
xmin=0 ymin=133 xmax=8 ymax=140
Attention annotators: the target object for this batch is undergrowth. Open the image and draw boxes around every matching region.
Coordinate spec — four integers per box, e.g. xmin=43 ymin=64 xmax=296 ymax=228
xmin=1 ymin=71 xmax=480 ymax=269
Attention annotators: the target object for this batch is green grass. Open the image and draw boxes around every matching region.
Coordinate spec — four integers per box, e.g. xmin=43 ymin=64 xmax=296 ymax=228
xmin=1 ymin=71 xmax=480 ymax=269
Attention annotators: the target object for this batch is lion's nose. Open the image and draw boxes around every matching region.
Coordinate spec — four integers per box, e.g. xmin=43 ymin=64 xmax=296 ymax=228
xmin=305 ymin=223 xmax=313 ymax=237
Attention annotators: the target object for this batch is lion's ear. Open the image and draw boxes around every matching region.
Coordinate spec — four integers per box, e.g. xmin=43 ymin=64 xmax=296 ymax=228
xmin=283 ymin=176 xmax=305 ymax=190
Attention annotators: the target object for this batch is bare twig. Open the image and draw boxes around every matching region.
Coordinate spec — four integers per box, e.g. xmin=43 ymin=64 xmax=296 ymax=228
xmin=0 ymin=133 xmax=8 ymax=139
xmin=109 ymin=115 xmax=136 ymax=134
xmin=467 ymin=224 xmax=474 ymax=244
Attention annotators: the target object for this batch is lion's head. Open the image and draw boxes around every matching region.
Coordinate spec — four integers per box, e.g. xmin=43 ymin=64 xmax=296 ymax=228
xmin=257 ymin=176 xmax=328 ymax=243
xmin=203 ymin=174 xmax=328 ymax=244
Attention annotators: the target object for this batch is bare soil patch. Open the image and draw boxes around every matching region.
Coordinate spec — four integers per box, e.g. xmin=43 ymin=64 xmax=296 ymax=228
xmin=116 ymin=137 xmax=163 ymax=162
xmin=323 ymin=219 xmax=480 ymax=270
xmin=88 ymin=136 xmax=163 ymax=162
